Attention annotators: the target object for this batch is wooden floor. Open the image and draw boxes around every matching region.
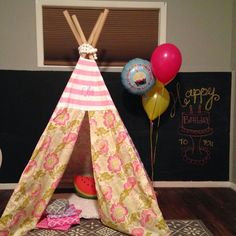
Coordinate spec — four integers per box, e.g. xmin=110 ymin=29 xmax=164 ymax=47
xmin=1 ymin=188 xmax=236 ymax=236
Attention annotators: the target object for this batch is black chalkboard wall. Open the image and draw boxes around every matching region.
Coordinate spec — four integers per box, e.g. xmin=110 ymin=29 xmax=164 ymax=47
xmin=0 ymin=70 xmax=231 ymax=182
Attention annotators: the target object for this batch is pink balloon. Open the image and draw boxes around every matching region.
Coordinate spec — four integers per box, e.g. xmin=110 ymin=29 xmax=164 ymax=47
xmin=151 ymin=43 xmax=182 ymax=85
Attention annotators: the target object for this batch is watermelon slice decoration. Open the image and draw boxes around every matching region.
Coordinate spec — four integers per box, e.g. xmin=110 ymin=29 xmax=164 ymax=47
xmin=74 ymin=175 xmax=97 ymax=199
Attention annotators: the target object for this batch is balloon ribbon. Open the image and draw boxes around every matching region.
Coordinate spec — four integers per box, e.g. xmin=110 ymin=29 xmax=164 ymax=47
xmin=149 ymin=87 xmax=164 ymax=181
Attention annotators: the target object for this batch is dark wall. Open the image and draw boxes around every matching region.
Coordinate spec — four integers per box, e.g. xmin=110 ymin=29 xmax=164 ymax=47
xmin=158 ymin=73 xmax=231 ymax=181
xmin=0 ymin=70 xmax=231 ymax=182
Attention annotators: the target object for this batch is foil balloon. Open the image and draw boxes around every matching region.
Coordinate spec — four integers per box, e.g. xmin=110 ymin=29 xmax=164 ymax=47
xmin=142 ymin=81 xmax=170 ymax=120
xmin=151 ymin=43 xmax=182 ymax=85
xmin=121 ymin=58 xmax=155 ymax=95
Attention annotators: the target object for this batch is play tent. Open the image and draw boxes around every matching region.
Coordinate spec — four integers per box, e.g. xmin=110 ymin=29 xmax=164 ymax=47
xmin=0 ymin=9 xmax=170 ymax=236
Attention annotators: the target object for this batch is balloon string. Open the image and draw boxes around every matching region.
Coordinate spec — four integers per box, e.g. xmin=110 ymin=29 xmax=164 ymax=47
xmin=149 ymin=87 xmax=159 ymax=180
xmin=153 ymin=86 xmax=164 ymax=173
xmin=153 ymin=114 xmax=161 ymax=166
xmin=149 ymin=120 xmax=154 ymax=181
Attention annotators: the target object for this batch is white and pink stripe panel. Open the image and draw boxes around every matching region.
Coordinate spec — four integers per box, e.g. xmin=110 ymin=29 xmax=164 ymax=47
xmin=58 ymin=57 xmax=115 ymax=111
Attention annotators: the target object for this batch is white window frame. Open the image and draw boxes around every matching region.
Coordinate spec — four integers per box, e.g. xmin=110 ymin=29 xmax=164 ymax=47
xmin=35 ymin=0 xmax=167 ymax=72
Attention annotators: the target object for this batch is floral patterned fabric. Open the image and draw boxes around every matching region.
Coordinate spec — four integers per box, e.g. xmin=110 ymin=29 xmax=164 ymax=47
xmin=0 ymin=109 xmax=84 ymax=236
xmin=89 ymin=110 xmax=169 ymax=235
xmin=0 ymin=57 xmax=170 ymax=236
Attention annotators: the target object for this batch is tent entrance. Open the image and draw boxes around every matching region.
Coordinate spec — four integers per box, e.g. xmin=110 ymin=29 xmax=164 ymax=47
xmin=59 ymin=111 xmax=93 ymax=188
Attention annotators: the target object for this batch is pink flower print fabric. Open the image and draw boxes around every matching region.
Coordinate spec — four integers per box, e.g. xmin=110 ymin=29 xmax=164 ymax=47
xmin=9 ymin=210 xmax=26 ymax=227
xmin=110 ymin=203 xmax=128 ymax=223
xmin=23 ymin=160 xmax=37 ymax=174
xmin=32 ymin=199 xmax=47 ymax=218
xmin=43 ymin=153 xmax=59 ymax=171
xmin=63 ymin=132 xmax=78 ymax=144
xmin=103 ymin=110 xmax=116 ymax=128
xmin=107 ymin=154 xmax=123 ymax=173
xmin=131 ymin=227 xmax=145 ymax=236
xmin=124 ymin=176 xmax=136 ymax=190
xmin=52 ymin=108 xmax=70 ymax=126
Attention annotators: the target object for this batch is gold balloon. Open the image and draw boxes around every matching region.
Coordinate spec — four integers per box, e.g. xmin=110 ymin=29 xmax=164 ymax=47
xmin=142 ymin=81 xmax=170 ymax=120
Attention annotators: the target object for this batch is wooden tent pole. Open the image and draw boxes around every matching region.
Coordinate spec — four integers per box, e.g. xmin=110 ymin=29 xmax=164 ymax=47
xmin=63 ymin=8 xmax=109 ymax=59
xmin=91 ymin=9 xmax=109 ymax=47
xmin=63 ymin=10 xmax=83 ymax=45
xmin=87 ymin=12 xmax=104 ymax=45
xmin=71 ymin=15 xmax=87 ymax=44
xmin=70 ymin=14 xmax=90 ymax=58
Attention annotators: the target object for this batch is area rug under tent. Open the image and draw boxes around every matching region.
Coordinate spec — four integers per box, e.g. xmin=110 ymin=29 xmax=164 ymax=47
xmin=26 ymin=193 xmax=213 ymax=236
xmin=27 ymin=219 xmax=213 ymax=236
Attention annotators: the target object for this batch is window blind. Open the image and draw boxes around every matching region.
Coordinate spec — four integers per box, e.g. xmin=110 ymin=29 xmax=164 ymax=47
xmin=43 ymin=7 xmax=159 ymax=66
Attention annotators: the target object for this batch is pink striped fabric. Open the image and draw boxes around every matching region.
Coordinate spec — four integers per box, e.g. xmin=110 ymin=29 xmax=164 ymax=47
xmin=59 ymin=97 xmax=113 ymax=106
xmin=58 ymin=57 xmax=114 ymax=110
xmin=64 ymin=87 xmax=109 ymax=96
xmin=68 ymin=78 xmax=105 ymax=87
xmin=78 ymin=58 xmax=96 ymax=66
xmin=73 ymin=69 xmax=101 ymax=77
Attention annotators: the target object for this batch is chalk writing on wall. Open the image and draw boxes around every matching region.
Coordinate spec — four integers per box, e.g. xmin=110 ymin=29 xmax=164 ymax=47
xmin=170 ymin=82 xmax=220 ymax=165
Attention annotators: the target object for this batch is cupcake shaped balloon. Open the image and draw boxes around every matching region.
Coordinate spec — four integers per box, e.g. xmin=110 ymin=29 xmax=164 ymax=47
xmin=121 ymin=58 xmax=155 ymax=95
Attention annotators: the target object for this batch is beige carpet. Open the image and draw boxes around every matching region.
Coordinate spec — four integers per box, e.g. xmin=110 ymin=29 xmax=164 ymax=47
xmin=27 ymin=219 xmax=213 ymax=236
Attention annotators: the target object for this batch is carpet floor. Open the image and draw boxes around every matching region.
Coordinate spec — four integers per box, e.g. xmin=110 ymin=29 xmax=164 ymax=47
xmin=27 ymin=219 xmax=213 ymax=236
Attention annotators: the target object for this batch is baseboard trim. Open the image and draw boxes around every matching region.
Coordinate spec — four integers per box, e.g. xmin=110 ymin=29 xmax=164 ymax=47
xmin=0 ymin=183 xmax=17 ymax=190
xmin=1 ymin=181 xmax=235 ymax=191
xmin=152 ymin=181 xmax=232 ymax=188
xmin=229 ymin=182 xmax=236 ymax=191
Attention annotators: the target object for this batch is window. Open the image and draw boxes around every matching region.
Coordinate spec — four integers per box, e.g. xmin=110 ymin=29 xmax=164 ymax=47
xmin=36 ymin=0 xmax=167 ymax=71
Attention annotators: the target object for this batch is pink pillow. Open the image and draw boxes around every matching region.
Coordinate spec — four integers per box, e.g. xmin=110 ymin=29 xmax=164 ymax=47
xmin=47 ymin=215 xmax=81 ymax=227
xmin=36 ymin=218 xmax=71 ymax=231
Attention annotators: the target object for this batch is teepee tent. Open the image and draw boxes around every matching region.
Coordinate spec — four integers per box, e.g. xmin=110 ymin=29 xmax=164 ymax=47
xmin=0 ymin=9 xmax=170 ymax=236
